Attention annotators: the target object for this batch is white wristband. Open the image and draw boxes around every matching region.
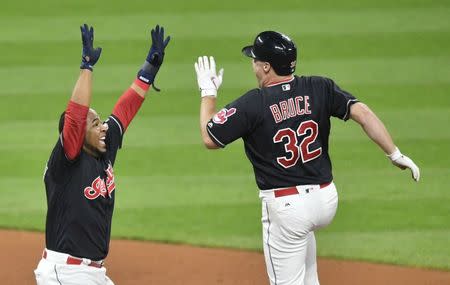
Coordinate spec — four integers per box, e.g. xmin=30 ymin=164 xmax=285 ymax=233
xmin=201 ymin=89 xmax=217 ymax=97
xmin=387 ymin=147 xmax=402 ymax=161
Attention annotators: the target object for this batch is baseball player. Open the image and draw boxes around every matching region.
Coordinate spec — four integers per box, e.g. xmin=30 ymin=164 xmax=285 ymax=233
xmin=34 ymin=24 xmax=170 ymax=285
xmin=194 ymin=31 xmax=420 ymax=285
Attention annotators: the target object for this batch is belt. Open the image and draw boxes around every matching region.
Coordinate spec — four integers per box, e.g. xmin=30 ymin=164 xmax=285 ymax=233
xmin=274 ymin=182 xmax=332 ymax=198
xmin=43 ymin=249 xmax=103 ymax=268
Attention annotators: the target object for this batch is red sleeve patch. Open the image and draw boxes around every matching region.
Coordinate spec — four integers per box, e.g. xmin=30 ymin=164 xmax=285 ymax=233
xmin=212 ymin=108 xmax=236 ymax=125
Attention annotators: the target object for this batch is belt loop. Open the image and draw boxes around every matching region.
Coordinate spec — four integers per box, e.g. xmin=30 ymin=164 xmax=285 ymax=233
xmin=82 ymin=258 xmax=90 ymax=266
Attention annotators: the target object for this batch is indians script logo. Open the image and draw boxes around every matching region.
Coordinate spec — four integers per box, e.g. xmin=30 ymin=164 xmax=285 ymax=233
xmin=84 ymin=164 xmax=116 ymax=200
xmin=212 ymin=108 xmax=236 ymax=125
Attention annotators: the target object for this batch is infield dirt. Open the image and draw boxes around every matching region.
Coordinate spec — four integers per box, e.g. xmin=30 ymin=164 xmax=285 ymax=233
xmin=2 ymin=230 xmax=449 ymax=284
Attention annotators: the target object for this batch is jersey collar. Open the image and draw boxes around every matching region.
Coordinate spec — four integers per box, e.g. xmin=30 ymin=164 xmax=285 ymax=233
xmin=266 ymin=76 xmax=295 ymax=87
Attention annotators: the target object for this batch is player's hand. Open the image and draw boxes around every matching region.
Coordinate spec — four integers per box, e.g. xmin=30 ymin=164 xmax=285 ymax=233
xmin=194 ymin=56 xmax=224 ymax=97
xmin=387 ymin=147 xmax=420 ymax=182
xmin=137 ymin=25 xmax=171 ymax=91
xmin=80 ymin=24 xmax=102 ymax=71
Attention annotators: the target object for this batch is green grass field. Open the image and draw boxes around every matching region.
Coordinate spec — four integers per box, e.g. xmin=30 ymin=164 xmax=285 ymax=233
xmin=0 ymin=0 xmax=449 ymax=270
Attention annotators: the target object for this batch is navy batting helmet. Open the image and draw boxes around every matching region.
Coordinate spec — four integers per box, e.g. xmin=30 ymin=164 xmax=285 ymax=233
xmin=242 ymin=31 xmax=297 ymax=76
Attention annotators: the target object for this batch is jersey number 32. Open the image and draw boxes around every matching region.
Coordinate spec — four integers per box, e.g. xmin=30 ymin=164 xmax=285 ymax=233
xmin=273 ymin=120 xmax=322 ymax=168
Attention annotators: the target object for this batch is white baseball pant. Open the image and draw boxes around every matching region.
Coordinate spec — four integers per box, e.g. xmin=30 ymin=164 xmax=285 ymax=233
xmin=34 ymin=249 xmax=114 ymax=285
xmin=260 ymin=182 xmax=338 ymax=285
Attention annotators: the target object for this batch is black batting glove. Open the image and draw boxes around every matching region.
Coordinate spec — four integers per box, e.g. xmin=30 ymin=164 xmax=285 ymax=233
xmin=80 ymin=24 xmax=102 ymax=71
xmin=137 ymin=24 xmax=171 ymax=91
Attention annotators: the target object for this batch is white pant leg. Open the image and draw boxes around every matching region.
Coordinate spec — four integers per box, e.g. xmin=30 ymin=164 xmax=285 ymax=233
xmin=34 ymin=257 xmax=114 ymax=285
xmin=304 ymin=184 xmax=338 ymax=285
xmin=315 ymin=183 xmax=338 ymax=230
xmin=262 ymin=201 xmax=276 ymax=284
xmin=35 ymin=258 xmax=59 ymax=285
xmin=106 ymin=275 xmax=115 ymax=285
xmin=261 ymin=195 xmax=312 ymax=285
xmin=260 ymin=183 xmax=338 ymax=285
xmin=304 ymin=232 xmax=320 ymax=285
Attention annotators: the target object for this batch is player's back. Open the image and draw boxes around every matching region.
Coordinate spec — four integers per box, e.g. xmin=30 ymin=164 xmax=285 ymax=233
xmin=206 ymin=75 xmax=357 ymax=190
xmin=243 ymin=75 xmax=357 ymax=190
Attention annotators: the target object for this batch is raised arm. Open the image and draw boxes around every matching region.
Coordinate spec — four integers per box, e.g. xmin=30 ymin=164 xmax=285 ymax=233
xmin=350 ymin=102 xmax=420 ymax=181
xmin=62 ymin=24 xmax=102 ymax=160
xmin=112 ymin=25 xmax=170 ymax=132
xmin=200 ymin=96 xmax=220 ymax=149
xmin=195 ymin=56 xmax=224 ymax=149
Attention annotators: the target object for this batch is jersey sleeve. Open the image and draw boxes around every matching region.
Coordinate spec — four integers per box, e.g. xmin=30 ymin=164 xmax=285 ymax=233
xmin=104 ymin=114 xmax=124 ymax=165
xmin=111 ymin=88 xmax=145 ymax=132
xmin=206 ymin=89 xmax=262 ymax=148
xmin=325 ymin=78 xmax=359 ymax=121
xmin=62 ymin=101 xmax=89 ymax=160
xmin=105 ymin=88 xmax=144 ymax=165
xmin=45 ymin=135 xmax=75 ymax=183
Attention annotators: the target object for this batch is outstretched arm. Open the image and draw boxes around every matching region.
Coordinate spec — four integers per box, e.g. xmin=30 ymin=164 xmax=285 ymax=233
xmin=200 ymin=97 xmax=220 ymax=149
xmin=62 ymin=24 xmax=102 ymax=160
xmin=112 ymin=25 xmax=170 ymax=132
xmin=70 ymin=70 xmax=93 ymax=107
xmin=195 ymin=56 xmax=224 ymax=149
xmin=350 ymin=102 xmax=420 ymax=181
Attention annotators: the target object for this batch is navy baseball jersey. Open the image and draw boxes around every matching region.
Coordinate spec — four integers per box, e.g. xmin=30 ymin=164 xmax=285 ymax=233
xmin=207 ymin=75 xmax=358 ymax=190
xmin=44 ymin=115 xmax=123 ymax=261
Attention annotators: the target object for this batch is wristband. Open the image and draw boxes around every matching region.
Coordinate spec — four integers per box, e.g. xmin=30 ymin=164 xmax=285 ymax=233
xmin=201 ymin=89 xmax=217 ymax=97
xmin=80 ymin=63 xmax=93 ymax=71
xmin=387 ymin=147 xmax=402 ymax=161
xmin=134 ymin=78 xmax=150 ymax=91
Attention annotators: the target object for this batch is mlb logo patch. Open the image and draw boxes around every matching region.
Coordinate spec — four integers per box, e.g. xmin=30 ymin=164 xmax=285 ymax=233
xmin=282 ymin=84 xmax=291 ymax=91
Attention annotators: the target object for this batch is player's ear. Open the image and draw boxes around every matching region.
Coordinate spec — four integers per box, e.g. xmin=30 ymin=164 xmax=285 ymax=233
xmin=263 ymin=62 xmax=270 ymax=73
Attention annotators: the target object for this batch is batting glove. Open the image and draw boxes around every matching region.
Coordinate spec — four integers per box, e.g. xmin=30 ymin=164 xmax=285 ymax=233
xmin=387 ymin=147 xmax=420 ymax=182
xmin=80 ymin=24 xmax=102 ymax=71
xmin=194 ymin=56 xmax=224 ymax=97
xmin=137 ymin=25 xmax=171 ymax=91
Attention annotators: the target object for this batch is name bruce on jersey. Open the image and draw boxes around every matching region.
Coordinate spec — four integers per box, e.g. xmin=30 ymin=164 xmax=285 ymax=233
xmin=269 ymin=95 xmax=311 ymax=124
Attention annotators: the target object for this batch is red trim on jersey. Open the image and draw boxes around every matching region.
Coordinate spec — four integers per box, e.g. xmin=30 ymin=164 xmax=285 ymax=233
xmin=112 ymin=88 xmax=145 ymax=132
xmin=63 ymin=101 xmax=89 ymax=160
xmin=266 ymin=76 xmax=295 ymax=87
xmin=134 ymin=78 xmax=151 ymax=91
